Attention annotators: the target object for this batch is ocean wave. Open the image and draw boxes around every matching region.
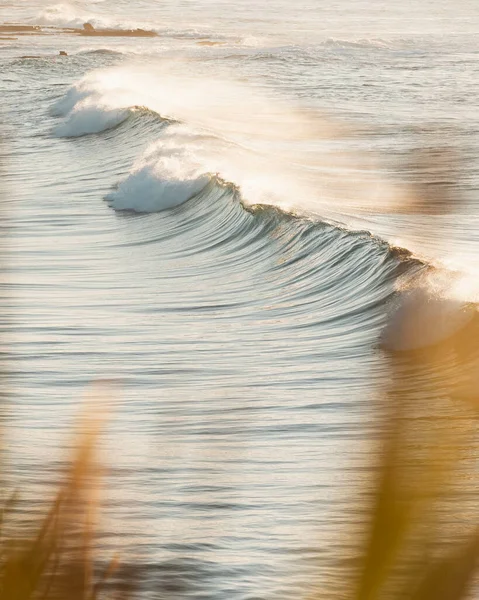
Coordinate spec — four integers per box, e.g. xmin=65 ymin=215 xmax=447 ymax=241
xmin=50 ymin=77 xmax=96 ymax=117
xmin=78 ymin=48 xmax=125 ymax=56
xmin=50 ymin=76 xmax=130 ymax=135
xmin=54 ymin=103 xmax=129 ymax=137
xmin=51 ymin=67 xmax=419 ymax=221
xmin=33 ymin=2 xmax=236 ymax=42
xmin=105 ymin=126 xmax=213 ymax=212
xmin=106 ymin=164 xmax=210 ymax=213
xmin=50 ymin=65 xmax=473 ymax=287
xmin=33 ymin=2 xmax=143 ymax=30
xmin=51 ymin=74 xmax=169 ymax=137
xmin=53 ymin=100 xmax=167 ymax=138
xmin=322 ymin=37 xmax=391 ymax=50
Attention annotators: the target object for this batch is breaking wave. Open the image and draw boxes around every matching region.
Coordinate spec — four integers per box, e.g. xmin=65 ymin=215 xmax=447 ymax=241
xmin=33 ymin=2 xmax=150 ymax=30
xmin=48 ymin=64 xmax=479 ymax=298
xmin=51 ymin=65 xmax=405 ymax=215
xmin=33 ymin=2 xmax=238 ymax=41
xmin=105 ymin=136 xmax=211 ymax=212
xmin=322 ymin=37 xmax=392 ymax=50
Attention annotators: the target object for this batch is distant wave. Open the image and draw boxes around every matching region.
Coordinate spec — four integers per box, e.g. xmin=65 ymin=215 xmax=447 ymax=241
xmin=48 ymin=68 xmax=420 ymax=230
xmin=50 ymin=77 xmax=170 ymax=137
xmin=78 ymin=48 xmax=125 ymax=56
xmin=322 ymin=37 xmax=391 ymax=50
xmin=50 ymin=67 xmax=352 ymax=215
xmin=33 ymin=2 xmax=237 ymax=41
xmin=53 ymin=103 xmax=167 ymax=137
xmin=33 ymin=2 xmax=148 ymax=30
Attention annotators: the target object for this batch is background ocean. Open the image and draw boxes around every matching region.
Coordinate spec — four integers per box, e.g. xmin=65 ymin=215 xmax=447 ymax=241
xmin=1 ymin=1 xmax=479 ymax=597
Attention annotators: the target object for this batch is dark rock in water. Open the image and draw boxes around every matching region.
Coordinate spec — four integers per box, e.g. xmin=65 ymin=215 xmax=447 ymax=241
xmin=80 ymin=22 xmax=157 ymax=37
xmin=59 ymin=50 xmax=67 ymax=56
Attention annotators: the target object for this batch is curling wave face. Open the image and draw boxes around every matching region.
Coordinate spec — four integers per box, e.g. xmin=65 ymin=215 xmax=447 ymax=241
xmin=52 ymin=65 xmax=411 ymax=216
xmin=50 ymin=64 xmax=479 ymax=293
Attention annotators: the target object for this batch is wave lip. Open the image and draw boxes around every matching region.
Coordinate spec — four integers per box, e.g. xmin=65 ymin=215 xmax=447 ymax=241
xmin=52 ymin=102 xmax=168 ymax=138
xmin=106 ymin=136 xmax=211 ymax=213
xmin=50 ymin=81 xmax=92 ymax=118
xmin=32 ymin=3 xmax=236 ymax=42
xmin=323 ymin=37 xmax=391 ymax=50
xmin=106 ymin=167 xmax=209 ymax=213
xmin=33 ymin=3 xmax=141 ymax=31
xmin=54 ymin=101 xmax=129 ymax=137
xmin=50 ymin=77 xmax=164 ymax=138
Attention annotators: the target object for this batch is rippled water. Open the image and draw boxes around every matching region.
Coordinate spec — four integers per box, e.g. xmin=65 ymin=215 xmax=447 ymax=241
xmin=1 ymin=1 xmax=479 ymax=597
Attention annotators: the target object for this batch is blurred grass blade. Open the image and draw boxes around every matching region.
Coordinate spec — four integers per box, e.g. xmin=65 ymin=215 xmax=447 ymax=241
xmin=355 ymin=408 xmax=413 ymax=600
xmin=410 ymin=531 xmax=479 ymax=600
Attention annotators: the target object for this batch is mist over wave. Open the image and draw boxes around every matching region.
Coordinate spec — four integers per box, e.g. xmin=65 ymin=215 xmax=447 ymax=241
xmin=105 ymin=128 xmax=211 ymax=212
xmin=47 ymin=62 xmax=479 ymax=299
xmin=322 ymin=37 xmax=392 ymax=50
xmin=52 ymin=64 xmax=408 ymax=216
xmin=32 ymin=2 xmax=237 ymax=41
xmin=33 ymin=2 xmax=151 ymax=31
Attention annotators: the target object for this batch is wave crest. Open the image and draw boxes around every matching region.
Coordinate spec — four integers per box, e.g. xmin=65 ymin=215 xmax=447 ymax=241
xmin=55 ymin=103 xmax=129 ymax=137
xmin=51 ymin=75 xmax=166 ymax=137
xmin=323 ymin=37 xmax=391 ymax=50
xmin=34 ymin=2 xmax=144 ymax=31
xmin=51 ymin=81 xmax=130 ymax=136
xmin=105 ymin=163 xmax=209 ymax=214
xmin=105 ymin=127 xmax=211 ymax=212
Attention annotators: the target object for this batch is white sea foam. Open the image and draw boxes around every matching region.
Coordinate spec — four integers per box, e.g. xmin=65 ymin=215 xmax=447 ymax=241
xmin=34 ymin=2 xmax=135 ymax=30
xmin=34 ymin=2 xmax=224 ymax=39
xmin=52 ymin=63 xmax=478 ymax=293
xmin=53 ymin=64 xmax=383 ymax=213
xmin=106 ymin=160 xmax=209 ymax=213
xmin=323 ymin=37 xmax=391 ymax=50
xmin=106 ymin=124 xmax=211 ymax=212
xmin=54 ymin=102 xmax=129 ymax=137
xmin=51 ymin=72 xmax=133 ymax=136
xmin=50 ymin=80 xmax=97 ymax=117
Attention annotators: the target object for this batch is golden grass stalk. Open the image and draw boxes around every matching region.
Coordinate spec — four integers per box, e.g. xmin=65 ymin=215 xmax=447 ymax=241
xmin=0 ymin=391 xmax=129 ymax=600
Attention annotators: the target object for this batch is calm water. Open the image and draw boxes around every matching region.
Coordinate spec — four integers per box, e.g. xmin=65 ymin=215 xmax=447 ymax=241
xmin=1 ymin=1 xmax=479 ymax=597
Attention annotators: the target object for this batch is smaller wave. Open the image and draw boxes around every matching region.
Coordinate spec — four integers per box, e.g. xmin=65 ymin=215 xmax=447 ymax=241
xmin=54 ymin=103 xmax=129 ymax=137
xmin=53 ymin=103 xmax=167 ymax=138
xmin=78 ymin=48 xmax=125 ymax=56
xmin=323 ymin=37 xmax=391 ymax=50
xmin=33 ymin=3 xmax=237 ymax=42
xmin=51 ymin=77 xmax=168 ymax=137
xmin=50 ymin=79 xmax=93 ymax=117
xmin=105 ymin=124 xmax=218 ymax=212
xmin=34 ymin=2 xmax=135 ymax=30
xmin=106 ymin=162 xmax=209 ymax=213
xmin=51 ymin=78 xmax=129 ymax=136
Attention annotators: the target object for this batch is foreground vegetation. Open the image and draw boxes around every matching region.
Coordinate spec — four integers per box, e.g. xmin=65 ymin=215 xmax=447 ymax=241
xmin=1 ymin=314 xmax=478 ymax=599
